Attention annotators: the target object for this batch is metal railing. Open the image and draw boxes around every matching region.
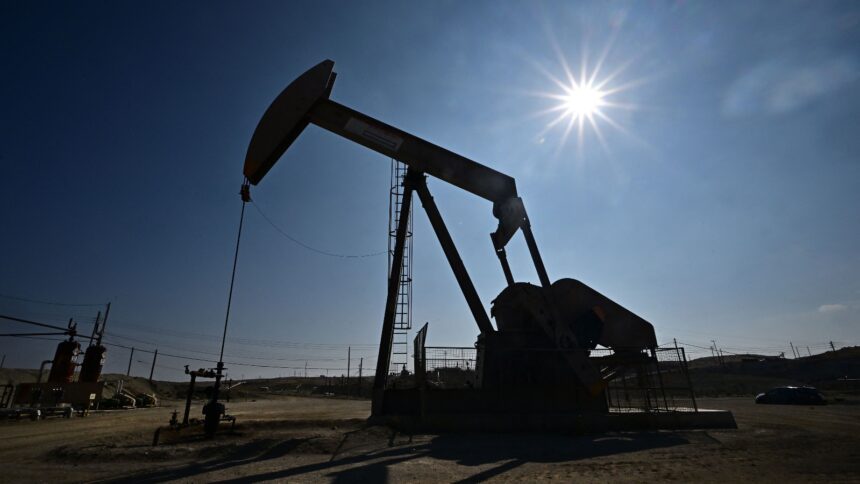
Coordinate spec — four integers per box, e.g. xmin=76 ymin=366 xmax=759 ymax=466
xmin=593 ymin=346 xmax=698 ymax=412
xmin=408 ymin=331 xmax=698 ymax=412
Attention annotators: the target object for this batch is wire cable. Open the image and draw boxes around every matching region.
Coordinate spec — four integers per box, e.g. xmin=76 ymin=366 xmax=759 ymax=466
xmin=251 ymin=200 xmax=387 ymax=259
xmin=0 ymin=314 xmax=73 ymax=332
xmin=0 ymin=293 xmax=105 ymax=307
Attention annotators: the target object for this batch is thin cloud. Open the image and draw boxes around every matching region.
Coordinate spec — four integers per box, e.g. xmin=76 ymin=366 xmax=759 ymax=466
xmin=818 ymin=303 xmax=847 ymax=313
xmin=723 ymin=55 xmax=860 ymax=117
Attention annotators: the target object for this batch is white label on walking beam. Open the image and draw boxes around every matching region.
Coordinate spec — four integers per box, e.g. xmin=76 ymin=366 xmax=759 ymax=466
xmin=345 ymin=118 xmax=403 ymax=152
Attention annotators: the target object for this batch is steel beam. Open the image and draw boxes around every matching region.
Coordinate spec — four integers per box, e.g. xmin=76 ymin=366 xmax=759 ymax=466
xmin=307 ymin=99 xmax=517 ymax=204
xmin=414 ymin=176 xmax=495 ymax=335
xmin=372 ymin=169 xmax=418 ymax=416
xmin=494 ymin=246 xmax=515 ymax=287
xmin=521 ymin=221 xmax=551 ymax=289
xmin=244 ymin=60 xmax=527 ymax=253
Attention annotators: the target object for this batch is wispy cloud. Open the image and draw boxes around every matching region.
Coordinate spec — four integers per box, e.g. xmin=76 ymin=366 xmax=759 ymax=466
xmin=818 ymin=303 xmax=847 ymax=313
xmin=723 ymin=55 xmax=860 ymax=117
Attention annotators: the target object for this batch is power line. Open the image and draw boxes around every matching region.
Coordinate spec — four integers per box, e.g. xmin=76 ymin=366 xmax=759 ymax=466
xmin=3 ymin=333 xmax=852 ymax=374
xmin=0 ymin=313 xmax=73 ymax=332
xmin=0 ymin=331 xmax=70 ymax=337
xmin=104 ymin=329 xmax=377 ymax=352
xmin=103 ymin=336 xmax=376 ymax=364
xmin=0 ymin=333 xmax=376 ymax=373
xmin=659 ymin=326 xmax=826 ymax=345
xmin=0 ymin=293 xmax=105 ymax=307
xmin=101 ymin=341 xmax=353 ymax=371
xmin=106 ymin=318 xmax=379 ymax=349
xmin=104 ymin=331 xmax=362 ymax=362
xmin=251 ymin=200 xmax=387 ymax=259
xmin=0 ymin=334 xmax=65 ymax=343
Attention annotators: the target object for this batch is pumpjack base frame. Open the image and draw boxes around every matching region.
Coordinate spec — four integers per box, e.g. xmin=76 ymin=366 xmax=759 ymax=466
xmin=374 ymin=409 xmax=737 ymax=433
xmin=371 ymin=388 xmax=736 ymax=433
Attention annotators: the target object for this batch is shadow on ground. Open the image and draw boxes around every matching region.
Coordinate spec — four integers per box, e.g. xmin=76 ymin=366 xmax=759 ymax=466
xmin=103 ymin=428 xmax=688 ymax=483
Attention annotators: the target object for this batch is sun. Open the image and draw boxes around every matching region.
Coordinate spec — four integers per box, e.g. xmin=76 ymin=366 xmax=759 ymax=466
xmin=538 ymin=74 xmax=620 ymax=154
xmin=561 ymin=85 xmax=606 ymax=119
xmin=530 ymin=37 xmax=642 ymax=155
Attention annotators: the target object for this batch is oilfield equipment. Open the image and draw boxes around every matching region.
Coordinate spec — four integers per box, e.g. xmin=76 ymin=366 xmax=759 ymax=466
xmin=243 ymin=60 xmax=735 ymax=430
xmin=0 ymin=307 xmax=109 ymax=417
xmin=182 ymin=365 xmax=235 ymax=432
xmin=149 ymin=365 xmax=234 ymax=445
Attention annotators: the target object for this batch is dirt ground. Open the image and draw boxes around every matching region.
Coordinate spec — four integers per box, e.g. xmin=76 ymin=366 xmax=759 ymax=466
xmin=2 ymin=396 xmax=858 ymax=483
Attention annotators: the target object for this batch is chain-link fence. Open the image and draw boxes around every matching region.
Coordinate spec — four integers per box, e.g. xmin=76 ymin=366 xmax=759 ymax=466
xmin=422 ymin=346 xmax=477 ymax=388
xmin=408 ymin=330 xmax=698 ymax=412
xmin=595 ymin=346 xmax=698 ymax=412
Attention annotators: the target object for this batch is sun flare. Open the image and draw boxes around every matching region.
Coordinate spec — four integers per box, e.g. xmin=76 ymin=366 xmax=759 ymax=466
xmin=532 ymin=36 xmax=642 ymax=155
xmin=561 ymin=85 xmax=605 ymax=118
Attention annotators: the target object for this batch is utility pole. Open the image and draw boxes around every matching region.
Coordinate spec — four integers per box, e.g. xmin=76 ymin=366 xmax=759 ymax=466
xmin=710 ymin=340 xmax=717 ymax=359
xmin=830 ymin=341 xmax=836 ymax=352
xmin=0 ymin=354 xmax=5 ymax=369
xmin=711 ymin=340 xmax=724 ymax=365
xmin=149 ymin=349 xmax=158 ymax=382
xmin=358 ymin=357 xmax=363 ymax=394
xmin=126 ymin=347 xmax=135 ymax=376
xmin=88 ymin=311 xmax=101 ymax=345
xmin=806 ymin=346 xmax=811 ymax=357
xmin=304 ymin=361 xmax=307 ymax=379
xmin=347 ymin=347 xmax=351 ymax=396
xmin=789 ymin=342 xmax=797 ymax=359
xmin=99 ymin=302 xmax=110 ymax=346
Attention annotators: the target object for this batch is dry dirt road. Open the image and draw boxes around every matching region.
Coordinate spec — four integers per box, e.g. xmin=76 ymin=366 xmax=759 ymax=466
xmin=1 ymin=396 xmax=858 ymax=482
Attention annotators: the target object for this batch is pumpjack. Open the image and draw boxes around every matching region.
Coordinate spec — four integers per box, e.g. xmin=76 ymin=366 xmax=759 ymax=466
xmin=243 ymin=60 xmax=733 ymax=430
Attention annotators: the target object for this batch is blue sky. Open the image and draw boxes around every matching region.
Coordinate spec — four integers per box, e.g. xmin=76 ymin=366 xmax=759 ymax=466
xmin=1 ymin=1 xmax=858 ymax=380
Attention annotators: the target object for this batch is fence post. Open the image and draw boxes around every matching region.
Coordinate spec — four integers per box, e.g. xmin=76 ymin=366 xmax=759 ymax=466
xmin=679 ymin=347 xmax=698 ymax=412
xmin=149 ymin=349 xmax=158 ymax=382
xmin=127 ymin=347 xmax=134 ymax=376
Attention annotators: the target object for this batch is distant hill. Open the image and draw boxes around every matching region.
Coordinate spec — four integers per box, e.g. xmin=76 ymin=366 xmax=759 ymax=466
xmin=0 ymin=369 xmax=182 ymax=400
xmin=687 ymin=346 xmax=860 ymax=396
xmin=0 ymin=368 xmax=370 ymax=402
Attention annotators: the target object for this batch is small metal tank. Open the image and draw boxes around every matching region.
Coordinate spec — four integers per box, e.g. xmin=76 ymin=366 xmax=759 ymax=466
xmin=79 ymin=345 xmax=107 ymax=382
xmin=47 ymin=340 xmax=80 ymax=383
